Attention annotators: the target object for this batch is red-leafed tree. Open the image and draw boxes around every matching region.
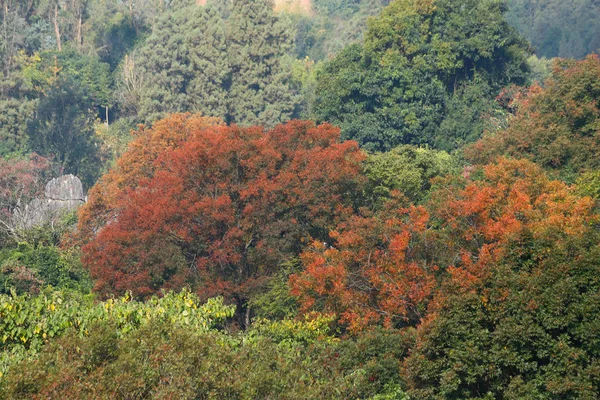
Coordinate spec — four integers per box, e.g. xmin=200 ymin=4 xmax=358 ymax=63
xmin=80 ymin=115 xmax=365 ymax=310
xmin=78 ymin=114 xmax=224 ymax=240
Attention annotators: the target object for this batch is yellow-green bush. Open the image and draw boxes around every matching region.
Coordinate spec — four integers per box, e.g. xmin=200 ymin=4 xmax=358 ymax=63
xmin=0 ymin=288 xmax=234 ymax=378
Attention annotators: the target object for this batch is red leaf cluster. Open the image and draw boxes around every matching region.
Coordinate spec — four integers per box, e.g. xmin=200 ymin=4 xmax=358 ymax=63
xmin=80 ymin=114 xmax=365 ymax=300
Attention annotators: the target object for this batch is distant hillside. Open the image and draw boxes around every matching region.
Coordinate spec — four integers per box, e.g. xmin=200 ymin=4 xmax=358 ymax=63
xmin=506 ymin=0 xmax=600 ymax=58
xmin=279 ymin=0 xmax=600 ymax=60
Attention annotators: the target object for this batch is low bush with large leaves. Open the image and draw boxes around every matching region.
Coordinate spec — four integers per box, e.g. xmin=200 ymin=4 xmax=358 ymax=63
xmin=0 ymin=289 xmax=234 ymax=378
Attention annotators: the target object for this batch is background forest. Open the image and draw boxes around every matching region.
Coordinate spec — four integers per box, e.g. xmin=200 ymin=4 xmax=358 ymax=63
xmin=1 ymin=0 xmax=600 ymax=398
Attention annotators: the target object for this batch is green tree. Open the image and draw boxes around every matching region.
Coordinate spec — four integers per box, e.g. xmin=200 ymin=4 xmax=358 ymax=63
xmin=314 ymin=0 xmax=530 ymax=151
xmin=136 ymin=2 xmax=229 ymax=123
xmin=132 ymin=0 xmax=298 ymax=127
xmin=0 ymin=3 xmax=46 ymax=157
xmin=405 ymin=231 xmax=600 ymax=399
xmin=82 ymin=0 xmax=141 ymax=69
xmin=27 ymin=75 xmax=102 ymax=187
xmin=363 ymin=145 xmax=459 ymax=206
xmin=0 ymin=99 xmax=36 ymax=156
xmin=225 ymin=0 xmax=299 ymax=127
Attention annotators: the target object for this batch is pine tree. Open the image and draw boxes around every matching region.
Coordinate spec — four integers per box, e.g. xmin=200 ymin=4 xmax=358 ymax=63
xmin=137 ymin=3 xmax=229 ymax=123
xmin=187 ymin=5 xmax=230 ymax=120
xmin=226 ymin=0 xmax=298 ymax=127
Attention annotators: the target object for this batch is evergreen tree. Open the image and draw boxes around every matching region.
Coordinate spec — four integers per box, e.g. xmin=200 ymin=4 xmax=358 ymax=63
xmin=137 ymin=3 xmax=229 ymax=123
xmin=186 ymin=5 xmax=230 ymax=120
xmin=135 ymin=0 xmax=297 ymax=127
xmin=226 ymin=0 xmax=298 ymax=127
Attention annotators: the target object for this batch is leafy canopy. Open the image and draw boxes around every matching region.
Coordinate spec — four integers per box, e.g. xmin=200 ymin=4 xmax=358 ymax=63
xmin=314 ymin=0 xmax=530 ymax=151
xmin=80 ymin=114 xmax=365 ymax=306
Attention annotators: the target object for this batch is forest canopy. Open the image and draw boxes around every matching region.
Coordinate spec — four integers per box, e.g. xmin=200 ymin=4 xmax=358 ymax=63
xmin=1 ymin=0 xmax=600 ymax=398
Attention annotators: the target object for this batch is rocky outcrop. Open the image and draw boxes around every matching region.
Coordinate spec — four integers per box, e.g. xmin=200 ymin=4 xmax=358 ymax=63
xmin=45 ymin=175 xmax=85 ymax=202
xmin=12 ymin=175 xmax=86 ymax=229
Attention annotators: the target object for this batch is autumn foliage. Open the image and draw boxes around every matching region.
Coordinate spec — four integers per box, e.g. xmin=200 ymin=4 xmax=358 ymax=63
xmin=78 ymin=114 xmax=224 ymax=240
xmin=404 ymin=160 xmax=600 ymax=399
xmin=79 ymin=114 xmax=365 ymax=301
xmin=291 ymin=158 xmax=596 ymax=332
xmin=467 ymin=54 xmax=600 ymax=176
xmin=291 ymin=199 xmax=436 ymax=332
xmin=429 ymin=158 xmax=596 ymax=290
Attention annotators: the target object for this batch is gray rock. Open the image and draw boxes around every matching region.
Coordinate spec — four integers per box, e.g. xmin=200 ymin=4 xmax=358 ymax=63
xmin=11 ymin=175 xmax=86 ymax=230
xmin=45 ymin=174 xmax=85 ymax=201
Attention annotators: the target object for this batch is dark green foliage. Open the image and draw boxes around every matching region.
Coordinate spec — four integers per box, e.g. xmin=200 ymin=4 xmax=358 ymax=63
xmin=13 ymin=49 xmax=113 ymax=186
xmin=314 ymin=0 xmax=530 ymax=151
xmin=226 ymin=0 xmax=299 ymax=127
xmin=137 ymin=3 xmax=229 ymax=123
xmin=0 ymin=242 xmax=91 ymax=295
xmin=335 ymin=327 xmax=415 ymax=399
xmin=405 ymin=233 xmax=600 ymax=399
xmin=249 ymin=259 xmax=300 ymax=320
xmin=0 ymin=99 xmax=36 ymax=157
xmin=315 ymin=42 xmax=446 ymax=151
xmin=0 ymin=48 xmax=111 ymax=183
xmin=49 ymin=50 xmax=114 ymax=110
xmin=435 ymin=79 xmax=506 ymax=151
xmin=83 ymin=0 xmax=142 ymax=69
xmin=27 ymin=75 xmax=102 ymax=187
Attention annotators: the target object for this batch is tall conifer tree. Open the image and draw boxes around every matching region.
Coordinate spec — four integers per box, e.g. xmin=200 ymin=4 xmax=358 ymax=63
xmin=226 ymin=0 xmax=298 ymax=127
xmin=137 ymin=3 xmax=229 ymax=123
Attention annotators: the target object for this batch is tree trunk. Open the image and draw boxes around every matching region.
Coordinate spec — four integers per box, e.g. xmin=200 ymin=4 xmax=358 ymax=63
xmin=53 ymin=5 xmax=61 ymax=51
xmin=245 ymin=305 xmax=251 ymax=329
xmin=76 ymin=14 xmax=82 ymax=50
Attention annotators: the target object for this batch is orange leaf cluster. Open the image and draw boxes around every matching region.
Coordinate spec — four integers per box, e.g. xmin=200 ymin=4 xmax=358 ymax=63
xmin=292 ymin=158 xmax=596 ymax=332
xmin=291 ymin=202 xmax=436 ymax=333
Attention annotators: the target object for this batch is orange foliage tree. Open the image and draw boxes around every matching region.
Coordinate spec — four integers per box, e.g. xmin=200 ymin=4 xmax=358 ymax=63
xmin=466 ymin=54 xmax=600 ymax=178
xmin=404 ymin=160 xmax=599 ymax=399
xmin=291 ymin=158 xmax=596 ymax=332
xmin=425 ymin=157 xmax=596 ymax=300
xmin=79 ymin=115 xmax=365 ymax=307
xmin=290 ymin=198 xmax=436 ymax=332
